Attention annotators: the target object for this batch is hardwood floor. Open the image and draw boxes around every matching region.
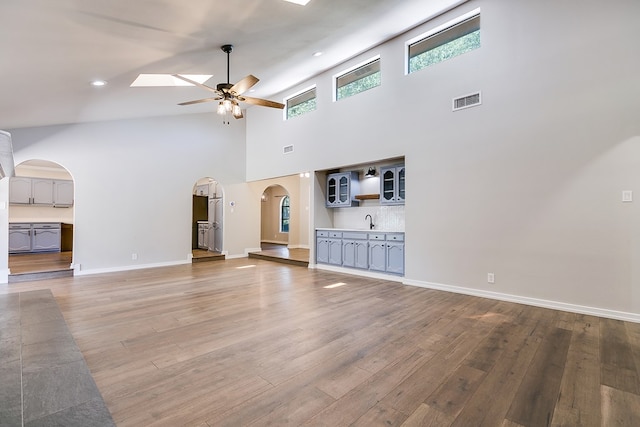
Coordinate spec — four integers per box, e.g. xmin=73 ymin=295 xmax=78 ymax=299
xmin=1 ymin=258 xmax=639 ymax=426
xmin=8 ymin=251 xmax=73 ymax=274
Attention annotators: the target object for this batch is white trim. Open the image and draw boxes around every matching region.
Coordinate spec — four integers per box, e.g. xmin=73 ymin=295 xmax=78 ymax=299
xmin=332 ymin=54 xmax=381 ymax=102
xmin=403 ymin=278 xmax=640 ymax=324
xmin=0 ymin=268 xmax=9 ymax=284
xmin=404 ymin=7 xmax=481 ymax=75
xmin=75 ymin=260 xmax=190 ymax=276
xmin=313 ymin=263 xmax=404 ymax=283
xmin=288 ymin=244 xmax=310 ymax=250
xmin=244 ymin=248 xmax=263 ymax=256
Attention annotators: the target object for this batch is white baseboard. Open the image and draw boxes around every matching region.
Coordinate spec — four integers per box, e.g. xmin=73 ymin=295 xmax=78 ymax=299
xmin=75 ymin=260 xmax=191 ymax=276
xmin=313 ymin=263 xmax=404 ymax=283
xmin=0 ymin=269 xmax=9 ymax=284
xmin=403 ymin=278 xmax=640 ymax=324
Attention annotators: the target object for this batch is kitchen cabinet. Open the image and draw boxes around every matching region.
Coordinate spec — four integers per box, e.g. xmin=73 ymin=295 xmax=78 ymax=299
xmin=197 ymin=222 xmax=209 ymax=250
xmin=316 ymin=229 xmax=404 ymax=276
xmin=53 ymin=180 xmax=74 ymax=206
xmin=326 ymin=172 xmax=360 ymax=207
xmin=9 ymin=177 xmax=74 ymax=206
xmin=195 ymin=184 xmax=209 ymax=197
xmin=380 ymin=165 xmax=405 ymax=205
xmin=9 ymin=223 xmax=61 ymax=253
xmin=32 ymin=224 xmax=62 ymax=251
xmin=9 ymin=224 xmax=31 ymax=253
xmin=342 ymin=232 xmax=368 ymax=269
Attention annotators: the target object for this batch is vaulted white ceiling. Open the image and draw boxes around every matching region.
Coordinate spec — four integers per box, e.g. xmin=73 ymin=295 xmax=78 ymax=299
xmin=1 ymin=0 xmax=464 ymax=129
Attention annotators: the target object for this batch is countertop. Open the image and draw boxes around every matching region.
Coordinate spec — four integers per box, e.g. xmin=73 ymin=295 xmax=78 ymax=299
xmin=316 ymin=227 xmax=404 ymax=233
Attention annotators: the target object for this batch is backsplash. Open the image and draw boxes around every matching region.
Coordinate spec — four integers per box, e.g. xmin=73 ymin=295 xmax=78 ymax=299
xmin=333 ymin=201 xmax=405 ymax=231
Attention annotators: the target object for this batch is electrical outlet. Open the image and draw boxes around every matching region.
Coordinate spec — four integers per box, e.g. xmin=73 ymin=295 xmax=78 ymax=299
xmin=487 ymin=273 xmax=495 ymax=284
xmin=132 ymin=253 xmax=138 ymax=260
xmin=622 ymin=191 xmax=633 ymax=202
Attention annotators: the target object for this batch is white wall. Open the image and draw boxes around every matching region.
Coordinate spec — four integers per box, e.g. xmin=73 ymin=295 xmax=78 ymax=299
xmin=4 ymin=113 xmax=254 ymax=276
xmin=246 ymin=0 xmax=640 ymax=319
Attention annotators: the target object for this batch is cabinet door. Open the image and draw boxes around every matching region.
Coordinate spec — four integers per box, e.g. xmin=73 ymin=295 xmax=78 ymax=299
xmin=316 ymin=238 xmax=329 ymax=264
xmin=326 ymin=176 xmax=337 ymax=206
xmin=53 ymin=180 xmax=74 ymax=206
xmin=381 ymin=168 xmax=395 ymax=204
xmin=337 ymin=174 xmax=349 ymax=205
xmin=32 ymin=228 xmax=61 ymax=251
xmin=31 ymin=178 xmax=54 ymax=205
xmin=328 ymin=239 xmax=342 ymax=265
xmin=342 ymin=240 xmax=355 ymax=267
xmin=369 ymin=241 xmax=386 ymax=272
xmin=386 ymin=242 xmax=405 ymax=275
xmin=9 ymin=229 xmax=31 ymax=252
xmin=354 ymin=241 xmax=369 ymax=269
xmin=9 ymin=177 xmax=32 ymax=204
xmin=397 ymin=167 xmax=406 ymax=204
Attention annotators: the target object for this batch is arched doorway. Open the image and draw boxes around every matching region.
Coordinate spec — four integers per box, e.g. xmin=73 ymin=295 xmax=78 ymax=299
xmin=8 ymin=159 xmax=75 ymax=280
xmin=191 ymin=177 xmax=224 ymax=262
xmin=260 ymin=185 xmax=290 ymax=249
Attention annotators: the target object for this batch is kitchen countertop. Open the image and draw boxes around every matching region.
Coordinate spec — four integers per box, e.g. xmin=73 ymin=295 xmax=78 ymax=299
xmin=316 ymin=228 xmax=404 ymax=233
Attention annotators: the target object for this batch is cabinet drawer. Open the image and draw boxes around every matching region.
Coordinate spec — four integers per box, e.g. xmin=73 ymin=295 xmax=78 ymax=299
xmin=9 ymin=223 xmax=31 ymax=230
xmin=386 ymin=233 xmax=404 ymax=242
xmin=329 ymin=231 xmax=342 ymax=238
xmin=316 ymin=230 xmax=329 ymax=237
xmin=342 ymin=232 xmax=367 ymax=240
xmin=369 ymin=233 xmax=385 ymax=240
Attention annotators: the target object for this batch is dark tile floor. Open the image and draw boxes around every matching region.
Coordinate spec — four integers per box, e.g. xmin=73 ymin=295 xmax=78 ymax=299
xmin=0 ymin=289 xmax=114 ymax=427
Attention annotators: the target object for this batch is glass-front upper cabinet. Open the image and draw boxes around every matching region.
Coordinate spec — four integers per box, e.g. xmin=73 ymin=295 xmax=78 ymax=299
xmin=380 ymin=165 xmax=405 ymax=205
xmin=326 ymin=172 xmax=360 ymax=207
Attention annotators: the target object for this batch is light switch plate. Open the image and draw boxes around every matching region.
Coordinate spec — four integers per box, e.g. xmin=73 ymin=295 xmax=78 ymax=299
xmin=622 ymin=191 xmax=633 ymax=202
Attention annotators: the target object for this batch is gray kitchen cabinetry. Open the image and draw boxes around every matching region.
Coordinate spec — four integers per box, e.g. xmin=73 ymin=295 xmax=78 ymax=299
xmin=9 ymin=177 xmax=74 ymax=206
xmin=342 ymin=232 xmax=368 ymax=269
xmin=9 ymin=223 xmax=61 ymax=253
xmin=326 ymin=172 xmax=360 ymax=207
xmin=380 ymin=165 xmax=405 ymax=205
xmin=316 ymin=229 xmax=404 ymax=276
xmin=8 ymin=224 xmax=31 ymax=253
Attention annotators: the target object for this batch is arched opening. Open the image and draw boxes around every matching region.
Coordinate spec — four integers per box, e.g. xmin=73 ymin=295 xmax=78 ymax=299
xmin=8 ymin=159 xmax=75 ymax=280
xmin=260 ymin=185 xmax=290 ymax=249
xmin=191 ymin=177 xmax=225 ymax=262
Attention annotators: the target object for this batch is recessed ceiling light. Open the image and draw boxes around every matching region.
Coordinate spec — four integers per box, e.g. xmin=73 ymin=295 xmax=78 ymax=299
xmin=130 ymin=74 xmax=213 ymax=87
xmin=283 ymin=0 xmax=311 ymax=5
xmin=90 ymin=80 xmax=107 ymax=87
xmin=312 ymin=51 xmax=323 ymax=57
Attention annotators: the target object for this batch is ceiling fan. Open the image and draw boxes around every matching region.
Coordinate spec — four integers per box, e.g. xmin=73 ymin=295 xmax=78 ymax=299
xmin=173 ymin=44 xmax=284 ymax=120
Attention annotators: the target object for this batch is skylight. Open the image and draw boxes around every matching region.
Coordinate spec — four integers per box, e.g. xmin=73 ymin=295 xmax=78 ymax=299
xmin=130 ymin=74 xmax=213 ymax=87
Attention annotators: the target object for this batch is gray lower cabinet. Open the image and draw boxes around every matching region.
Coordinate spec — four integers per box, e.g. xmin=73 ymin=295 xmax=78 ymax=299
xmin=9 ymin=223 xmax=61 ymax=253
xmin=342 ymin=232 xmax=368 ymax=269
xmin=316 ymin=229 xmax=404 ymax=275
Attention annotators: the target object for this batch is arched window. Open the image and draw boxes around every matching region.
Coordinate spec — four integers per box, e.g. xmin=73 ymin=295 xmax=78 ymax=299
xmin=280 ymin=195 xmax=290 ymax=233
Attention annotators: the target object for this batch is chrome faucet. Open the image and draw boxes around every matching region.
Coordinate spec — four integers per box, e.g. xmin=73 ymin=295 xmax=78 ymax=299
xmin=365 ymin=214 xmax=374 ymax=230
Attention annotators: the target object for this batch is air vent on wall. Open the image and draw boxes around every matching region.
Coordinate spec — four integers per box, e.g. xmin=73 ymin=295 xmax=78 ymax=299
xmin=283 ymin=144 xmax=294 ymax=154
xmin=453 ymin=91 xmax=481 ymax=111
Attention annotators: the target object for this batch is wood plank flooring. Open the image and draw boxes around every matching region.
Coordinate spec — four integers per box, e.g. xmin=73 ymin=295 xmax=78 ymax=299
xmin=1 ymin=258 xmax=639 ymax=426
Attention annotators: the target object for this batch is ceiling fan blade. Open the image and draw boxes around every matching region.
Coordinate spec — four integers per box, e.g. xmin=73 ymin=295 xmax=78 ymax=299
xmin=172 ymin=74 xmax=218 ymax=94
xmin=240 ymin=96 xmax=285 ymax=109
xmin=178 ymin=97 xmax=220 ymax=106
xmin=230 ymin=75 xmax=259 ymax=95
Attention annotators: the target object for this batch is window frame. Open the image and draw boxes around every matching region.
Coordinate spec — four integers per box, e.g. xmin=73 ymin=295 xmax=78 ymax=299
xmin=404 ymin=8 xmax=481 ymax=75
xmin=284 ymin=85 xmax=317 ymax=120
xmin=280 ymin=195 xmax=290 ymax=233
xmin=332 ymin=55 xmax=381 ymax=102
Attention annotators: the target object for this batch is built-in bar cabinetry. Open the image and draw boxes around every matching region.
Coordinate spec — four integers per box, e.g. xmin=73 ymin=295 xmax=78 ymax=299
xmin=316 ymin=229 xmax=404 ymax=275
xmin=326 ymin=172 xmax=360 ymax=208
xmin=9 ymin=223 xmax=63 ymax=254
xmin=9 ymin=177 xmax=74 ymax=207
xmin=380 ymin=165 xmax=405 ymax=205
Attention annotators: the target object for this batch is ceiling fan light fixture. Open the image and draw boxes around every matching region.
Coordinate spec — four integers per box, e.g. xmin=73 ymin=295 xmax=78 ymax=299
xmin=232 ymin=103 xmax=242 ymax=117
xmin=216 ymin=102 xmax=226 ymax=115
